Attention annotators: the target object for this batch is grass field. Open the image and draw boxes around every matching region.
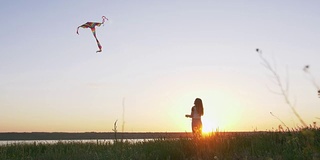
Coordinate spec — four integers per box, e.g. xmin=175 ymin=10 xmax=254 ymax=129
xmin=1 ymin=129 xmax=320 ymax=160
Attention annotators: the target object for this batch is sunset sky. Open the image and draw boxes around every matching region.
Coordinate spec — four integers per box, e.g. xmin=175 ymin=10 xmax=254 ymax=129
xmin=1 ymin=0 xmax=319 ymax=132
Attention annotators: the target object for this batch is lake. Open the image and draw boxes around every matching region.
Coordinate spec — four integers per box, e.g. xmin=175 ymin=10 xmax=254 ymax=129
xmin=0 ymin=139 xmax=153 ymax=146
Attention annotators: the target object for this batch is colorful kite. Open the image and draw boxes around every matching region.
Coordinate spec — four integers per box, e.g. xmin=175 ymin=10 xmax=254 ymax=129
xmin=77 ymin=16 xmax=108 ymax=53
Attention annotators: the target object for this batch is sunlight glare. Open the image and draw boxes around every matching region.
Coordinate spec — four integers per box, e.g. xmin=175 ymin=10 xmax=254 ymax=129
xmin=201 ymin=117 xmax=217 ymax=134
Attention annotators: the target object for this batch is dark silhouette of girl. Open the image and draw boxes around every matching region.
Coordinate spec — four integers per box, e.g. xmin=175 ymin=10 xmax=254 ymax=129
xmin=185 ymin=98 xmax=204 ymax=136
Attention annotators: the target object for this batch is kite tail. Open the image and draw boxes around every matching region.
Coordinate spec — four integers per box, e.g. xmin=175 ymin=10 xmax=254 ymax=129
xmin=94 ymin=33 xmax=102 ymax=52
xmin=91 ymin=28 xmax=102 ymax=53
xmin=96 ymin=39 xmax=102 ymax=53
xmin=76 ymin=26 xmax=81 ymax=35
xmin=101 ymin=16 xmax=108 ymax=25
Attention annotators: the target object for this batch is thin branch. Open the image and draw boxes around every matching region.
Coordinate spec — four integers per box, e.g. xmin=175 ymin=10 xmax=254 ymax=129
xmin=265 ymin=84 xmax=283 ymax=95
xmin=303 ymin=65 xmax=320 ymax=98
xmin=257 ymin=48 xmax=307 ymax=127
xmin=122 ymin=97 xmax=126 ymax=132
xmin=270 ymin=112 xmax=289 ymax=129
xmin=285 ymin=65 xmax=290 ymax=94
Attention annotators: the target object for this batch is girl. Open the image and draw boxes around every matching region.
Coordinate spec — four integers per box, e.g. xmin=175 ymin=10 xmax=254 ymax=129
xmin=185 ymin=98 xmax=204 ymax=136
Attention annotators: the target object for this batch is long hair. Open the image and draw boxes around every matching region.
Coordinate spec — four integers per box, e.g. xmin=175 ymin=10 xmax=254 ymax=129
xmin=194 ymin=98 xmax=204 ymax=116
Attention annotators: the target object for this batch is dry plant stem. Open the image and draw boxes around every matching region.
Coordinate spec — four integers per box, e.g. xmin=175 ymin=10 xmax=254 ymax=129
xmin=122 ymin=97 xmax=125 ymax=132
xmin=112 ymin=120 xmax=118 ymax=141
xmin=270 ymin=112 xmax=289 ymax=129
xmin=258 ymin=50 xmax=307 ymax=127
xmin=304 ymin=68 xmax=320 ymax=90
xmin=303 ymin=65 xmax=320 ymax=98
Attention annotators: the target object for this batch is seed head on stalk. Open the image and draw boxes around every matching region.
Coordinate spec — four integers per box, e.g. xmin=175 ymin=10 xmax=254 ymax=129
xmin=256 ymin=48 xmax=307 ymax=127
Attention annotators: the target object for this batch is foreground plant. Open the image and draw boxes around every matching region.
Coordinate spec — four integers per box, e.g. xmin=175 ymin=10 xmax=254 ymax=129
xmin=1 ymin=130 xmax=320 ymax=160
xmin=256 ymin=48 xmax=307 ymax=127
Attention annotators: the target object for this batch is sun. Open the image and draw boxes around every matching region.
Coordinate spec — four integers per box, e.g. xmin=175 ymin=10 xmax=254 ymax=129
xmin=201 ymin=118 xmax=217 ymax=134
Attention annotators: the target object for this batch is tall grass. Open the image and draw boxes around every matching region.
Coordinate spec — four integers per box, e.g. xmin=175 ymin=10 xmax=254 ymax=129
xmin=1 ymin=129 xmax=320 ymax=160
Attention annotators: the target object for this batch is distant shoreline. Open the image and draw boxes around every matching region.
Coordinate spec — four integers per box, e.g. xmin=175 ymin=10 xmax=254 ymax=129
xmin=0 ymin=132 xmax=192 ymax=140
xmin=0 ymin=132 xmax=262 ymax=140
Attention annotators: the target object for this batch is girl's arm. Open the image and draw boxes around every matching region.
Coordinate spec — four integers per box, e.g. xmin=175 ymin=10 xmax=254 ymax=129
xmin=185 ymin=107 xmax=194 ymax=118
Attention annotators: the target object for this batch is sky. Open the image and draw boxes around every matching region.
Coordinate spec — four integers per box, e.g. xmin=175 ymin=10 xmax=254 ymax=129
xmin=0 ymin=0 xmax=319 ymax=132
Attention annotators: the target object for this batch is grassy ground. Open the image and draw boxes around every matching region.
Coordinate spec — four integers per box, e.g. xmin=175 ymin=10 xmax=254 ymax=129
xmin=1 ymin=129 xmax=320 ymax=160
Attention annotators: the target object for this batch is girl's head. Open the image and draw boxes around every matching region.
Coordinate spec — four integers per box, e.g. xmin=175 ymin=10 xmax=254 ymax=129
xmin=194 ymin=98 xmax=204 ymax=116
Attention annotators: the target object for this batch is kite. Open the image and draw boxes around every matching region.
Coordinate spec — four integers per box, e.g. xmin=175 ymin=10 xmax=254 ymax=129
xmin=77 ymin=16 xmax=108 ymax=53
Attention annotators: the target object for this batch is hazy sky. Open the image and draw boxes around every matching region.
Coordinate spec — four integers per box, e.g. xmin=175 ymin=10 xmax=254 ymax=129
xmin=1 ymin=0 xmax=319 ymax=132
